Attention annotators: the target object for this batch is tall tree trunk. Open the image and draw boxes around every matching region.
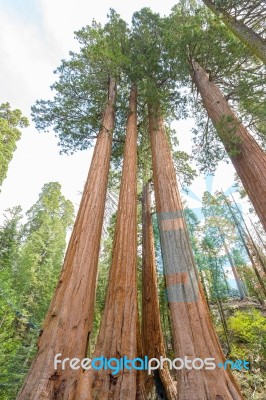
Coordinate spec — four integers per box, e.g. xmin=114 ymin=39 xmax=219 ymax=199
xmin=192 ymin=61 xmax=266 ymax=232
xmin=223 ymin=195 xmax=266 ymax=297
xmin=202 ymin=0 xmax=266 ymax=64
xmin=231 ymin=194 xmax=266 ymax=276
xmin=222 ymin=269 xmax=231 ymax=296
xmin=136 ymin=316 xmax=147 ymax=400
xmin=199 ymin=269 xmax=211 ymax=310
xmin=17 ymin=78 xmax=116 ymax=400
xmin=246 ymin=236 xmax=266 ymax=296
xmin=142 ymin=181 xmax=177 ymax=399
xmin=250 ymin=218 xmax=266 ymax=254
xmin=216 ymin=298 xmax=231 ymax=355
xmin=220 ymin=233 xmax=246 ymax=300
xmin=149 ymin=105 xmax=243 ymax=400
xmin=240 ymin=232 xmax=266 ymax=298
xmin=77 ymin=85 xmax=138 ymax=400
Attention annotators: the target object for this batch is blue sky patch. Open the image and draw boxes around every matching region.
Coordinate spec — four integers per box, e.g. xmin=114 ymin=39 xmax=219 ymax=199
xmin=0 ymin=0 xmax=42 ymax=25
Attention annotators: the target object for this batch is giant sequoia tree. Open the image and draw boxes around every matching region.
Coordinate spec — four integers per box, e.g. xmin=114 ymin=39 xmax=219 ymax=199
xmin=192 ymin=61 xmax=266 ymax=231
xmin=18 ymin=13 xmax=127 ymax=399
xmin=149 ymin=105 xmax=243 ymax=399
xmin=142 ymin=181 xmax=177 ymax=399
xmin=129 ymin=7 xmax=243 ymax=398
xmin=167 ymin=3 xmax=266 ymax=230
xmin=77 ymin=85 xmax=138 ymax=399
xmin=15 ymin=3 xmax=266 ymax=399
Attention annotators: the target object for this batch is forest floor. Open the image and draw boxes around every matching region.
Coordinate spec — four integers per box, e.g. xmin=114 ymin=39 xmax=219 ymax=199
xmin=210 ymin=297 xmax=266 ymax=400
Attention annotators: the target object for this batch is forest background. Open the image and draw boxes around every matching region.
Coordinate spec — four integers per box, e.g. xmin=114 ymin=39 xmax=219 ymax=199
xmin=0 ymin=0 xmax=266 ymax=399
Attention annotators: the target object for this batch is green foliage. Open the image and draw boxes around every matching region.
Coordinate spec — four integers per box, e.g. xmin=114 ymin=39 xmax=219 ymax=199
xmin=238 ymin=265 xmax=263 ymax=301
xmin=3 ymin=5 xmax=266 ymax=399
xmin=201 ymin=235 xmax=229 ymax=300
xmin=202 ymin=191 xmax=237 ymax=245
xmin=168 ymin=4 xmax=252 ymax=83
xmin=32 ymin=10 xmax=129 ymax=155
xmin=17 ymin=182 xmax=74 ymax=323
xmin=130 ymin=8 xmax=187 ymax=119
xmin=172 ymin=149 xmax=197 ymax=189
xmin=199 ymin=191 xmax=251 ymax=299
xmin=213 ymin=306 xmax=266 ymax=399
xmin=236 ymin=72 xmax=266 ymax=146
xmin=0 ymin=103 xmax=29 ymax=186
xmin=203 ymin=0 xmax=266 ymax=40
xmin=166 ymin=2 xmax=266 ymax=172
xmin=0 ymin=206 xmax=32 ymax=399
xmin=201 ymin=191 xmax=243 ymax=239
xmin=215 ymin=115 xmax=242 ymax=156
xmin=0 ymin=183 xmax=74 ymax=398
xmin=0 ymin=207 xmax=23 ymax=279
xmin=228 ymin=309 xmax=266 ymax=366
xmin=0 ymin=305 xmax=37 ymax=399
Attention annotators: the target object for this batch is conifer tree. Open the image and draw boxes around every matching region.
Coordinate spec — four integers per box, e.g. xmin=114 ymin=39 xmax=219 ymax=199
xmin=149 ymin=104 xmax=243 ymax=399
xmin=17 ymin=182 xmax=74 ymax=323
xmin=77 ymin=85 xmax=138 ymax=399
xmin=0 ymin=103 xmax=28 ymax=187
xmin=192 ymin=61 xmax=266 ymax=231
xmin=18 ymin=12 xmax=127 ymax=399
xmin=129 ymin=8 xmax=244 ymax=397
xmin=142 ymin=181 xmax=177 ymax=399
xmin=0 ymin=183 xmax=74 ymax=399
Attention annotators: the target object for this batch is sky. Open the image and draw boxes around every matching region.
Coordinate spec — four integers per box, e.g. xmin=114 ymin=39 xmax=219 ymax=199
xmin=0 ymin=0 xmax=242 ymax=225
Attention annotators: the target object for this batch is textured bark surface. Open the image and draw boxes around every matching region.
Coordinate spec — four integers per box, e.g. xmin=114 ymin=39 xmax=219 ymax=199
xmin=192 ymin=61 xmax=266 ymax=232
xmin=17 ymin=78 xmax=116 ymax=400
xmin=149 ymin=106 xmax=243 ymax=400
xmin=136 ymin=317 xmax=147 ymax=400
xmin=202 ymin=0 xmax=266 ymax=64
xmin=142 ymin=181 xmax=177 ymax=399
xmin=77 ymin=85 xmax=138 ymax=400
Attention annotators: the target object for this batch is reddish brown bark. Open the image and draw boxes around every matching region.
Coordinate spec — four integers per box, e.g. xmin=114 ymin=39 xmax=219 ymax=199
xmin=136 ymin=316 xmax=147 ymax=400
xmin=142 ymin=181 xmax=177 ymax=399
xmin=17 ymin=78 xmax=116 ymax=400
xmin=77 ymin=85 xmax=138 ymax=400
xmin=192 ymin=61 xmax=266 ymax=232
xmin=149 ymin=105 xmax=243 ymax=400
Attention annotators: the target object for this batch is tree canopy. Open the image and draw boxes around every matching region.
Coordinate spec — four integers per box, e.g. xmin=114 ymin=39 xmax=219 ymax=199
xmin=0 ymin=103 xmax=29 ymax=187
